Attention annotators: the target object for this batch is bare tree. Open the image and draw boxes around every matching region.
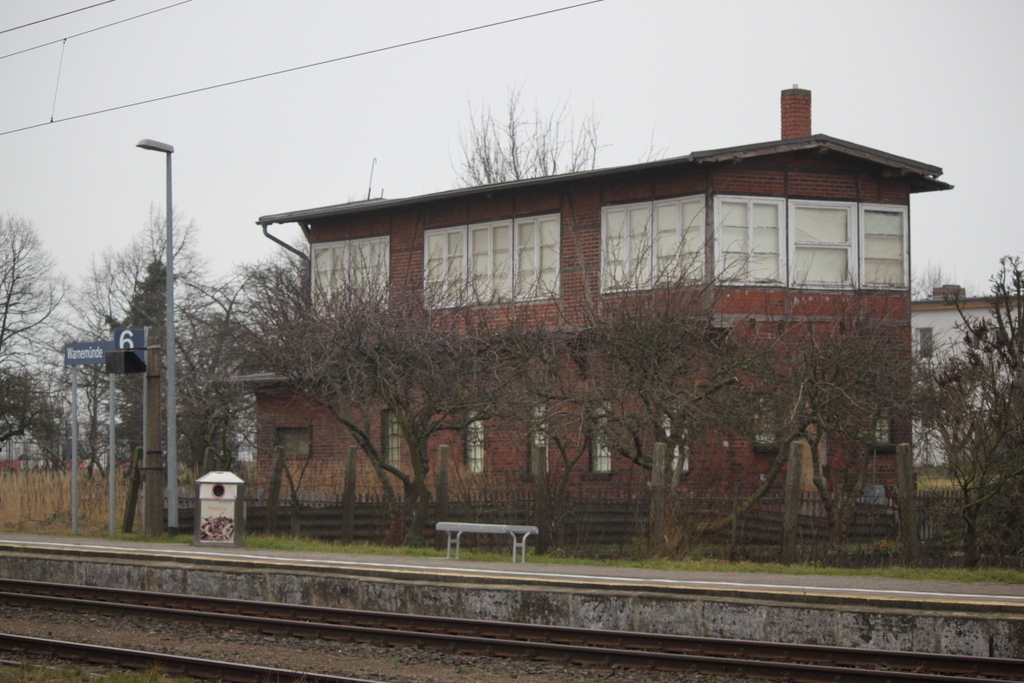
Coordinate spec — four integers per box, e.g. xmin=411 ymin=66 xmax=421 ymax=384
xmin=456 ymin=86 xmax=602 ymax=186
xmin=0 ymin=215 xmax=63 ymax=367
xmin=749 ymin=303 xmax=914 ymax=556
xmin=239 ymin=252 xmax=510 ymax=544
xmin=917 ymin=256 xmax=1024 ymax=567
xmin=0 ymin=215 xmax=64 ymax=448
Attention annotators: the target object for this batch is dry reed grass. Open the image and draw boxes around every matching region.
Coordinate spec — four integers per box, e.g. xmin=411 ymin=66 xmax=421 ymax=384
xmin=0 ymin=454 xmax=516 ymax=537
xmin=0 ymin=468 xmax=127 ymax=535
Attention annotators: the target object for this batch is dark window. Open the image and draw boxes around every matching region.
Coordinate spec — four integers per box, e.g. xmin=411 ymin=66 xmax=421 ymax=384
xmin=275 ymin=427 xmax=310 ymax=458
xmin=917 ymin=327 xmax=934 ymax=358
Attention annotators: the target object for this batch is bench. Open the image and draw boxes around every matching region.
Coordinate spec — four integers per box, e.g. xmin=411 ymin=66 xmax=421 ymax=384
xmin=435 ymin=522 xmax=539 ymax=563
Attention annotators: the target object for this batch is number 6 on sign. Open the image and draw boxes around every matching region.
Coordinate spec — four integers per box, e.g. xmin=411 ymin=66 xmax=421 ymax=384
xmin=112 ymin=328 xmax=146 ymax=361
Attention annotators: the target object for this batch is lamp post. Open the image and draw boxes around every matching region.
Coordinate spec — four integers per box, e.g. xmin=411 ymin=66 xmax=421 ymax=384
xmin=136 ymin=138 xmax=179 ymax=536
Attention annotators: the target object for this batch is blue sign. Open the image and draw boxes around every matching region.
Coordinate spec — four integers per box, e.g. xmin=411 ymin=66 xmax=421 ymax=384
xmin=113 ymin=328 xmax=145 ymax=362
xmin=64 ymin=341 xmax=115 ymax=366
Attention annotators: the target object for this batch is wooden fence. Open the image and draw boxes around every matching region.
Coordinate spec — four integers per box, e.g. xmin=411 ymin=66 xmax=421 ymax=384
xmin=179 ymin=491 xmax=913 ymax=553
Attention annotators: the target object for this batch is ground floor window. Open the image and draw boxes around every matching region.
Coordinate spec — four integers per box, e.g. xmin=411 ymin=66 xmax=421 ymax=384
xmin=466 ymin=419 xmax=485 ymax=473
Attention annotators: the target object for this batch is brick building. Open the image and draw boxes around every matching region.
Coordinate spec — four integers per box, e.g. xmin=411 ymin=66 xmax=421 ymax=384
xmin=253 ymin=88 xmax=951 ymax=502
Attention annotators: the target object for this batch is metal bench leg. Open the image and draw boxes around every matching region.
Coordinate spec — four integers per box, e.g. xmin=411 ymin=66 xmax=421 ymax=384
xmin=510 ymin=531 xmax=532 ymax=563
xmin=454 ymin=530 xmax=464 ymax=559
xmin=519 ymin=531 xmax=534 ymax=562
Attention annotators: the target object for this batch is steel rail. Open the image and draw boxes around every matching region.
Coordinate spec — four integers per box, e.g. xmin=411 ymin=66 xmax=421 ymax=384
xmin=0 ymin=579 xmax=1020 ymax=682
xmin=0 ymin=632 xmax=380 ymax=683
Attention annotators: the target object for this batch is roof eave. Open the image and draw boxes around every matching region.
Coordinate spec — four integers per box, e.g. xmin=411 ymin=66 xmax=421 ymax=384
xmin=257 ymin=134 xmax=949 ymax=227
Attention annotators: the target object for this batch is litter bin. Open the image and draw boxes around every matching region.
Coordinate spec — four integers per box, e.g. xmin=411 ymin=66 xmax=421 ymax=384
xmin=194 ymin=471 xmax=245 ymax=547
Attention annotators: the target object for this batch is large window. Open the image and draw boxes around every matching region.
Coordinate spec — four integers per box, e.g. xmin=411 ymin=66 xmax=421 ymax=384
xmin=860 ymin=205 xmax=907 ymax=287
xmin=425 ymin=214 xmax=560 ymax=307
xmin=789 ymin=201 xmax=856 ymax=287
xmin=602 ymin=196 xmax=704 ymax=291
xmin=715 ymin=196 xmax=785 ymax=284
xmin=313 ymin=236 xmax=389 ymax=299
xmin=425 ymin=227 xmax=466 ymax=307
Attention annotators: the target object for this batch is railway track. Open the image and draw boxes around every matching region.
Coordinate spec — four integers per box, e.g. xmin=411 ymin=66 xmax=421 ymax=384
xmin=0 ymin=633 xmax=380 ymax=683
xmin=0 ymin=578 xmax=1020 ymax=682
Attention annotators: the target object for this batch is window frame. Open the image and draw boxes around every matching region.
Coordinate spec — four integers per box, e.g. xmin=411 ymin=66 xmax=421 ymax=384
xmin=382 ymin=410 xmax=401 ymax=469
xmin=465 ymin=418 xmax=485 ymax=474
xmin=788 ymin=199 xmax=858 ymax=289
xmin=424 ymin=226 xmax=467 ymax=308
xmin=859 ymin=203 xmax=909 ymax=289
xmin=514 ymin=214 xmax=562 ymax=300
xmin=590 ymin=406 xmax=612 ymax=474
xmin=661 ymin=415 xmax=690 ymax=476
xmin=713 ymin=195 xmax=786 ymax=285
xmin=424 ymin=213 xmax=561 ymax=308
xmin=275 ymin=427 xmax=311 ymax=459
xmin=528 ymin=406 xmax=549 ymax=475
xmin=312 ymin=235 xmax=390 ymax=299
xmin=600 ymin=195 xmax=705 ymax=292
xmin=917 ymin=327 xmax=934 ymax=358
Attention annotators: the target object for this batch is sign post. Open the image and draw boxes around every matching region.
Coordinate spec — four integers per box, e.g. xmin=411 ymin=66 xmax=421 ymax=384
xmin=64 ymin=340 xmax=115 ymax=534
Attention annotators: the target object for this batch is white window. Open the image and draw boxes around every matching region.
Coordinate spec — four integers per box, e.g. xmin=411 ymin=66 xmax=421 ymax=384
xmin=425 ymin=214 xmax=560 ymax=307
xmin=860 ymin=205 xmax=908 ymax=288
xmin=312 ymin=236 xmax=390 ymax=299
xmin=469 ymin=222 xmax=512 ymax=301
xmin=528 ymin=406 xmax=548 ymax=475
xmin=425 ymin=227 xmax=466 ymax=307
xmin=715 ymin=196 xmax=785 ymax=284
xmin=515 ymin=215 xmax=560 ymax=298
xmin=465 ymin=419 xmax=485 ymax=474
xmin=602 ymin=196 xmax=704 ymax=291
xmin=382 ymin=410 xmax=401 ymax=469
xmin=916 ymin=327 xmax=934 ymax=358
xmin=789 ymin=200 xmax=857 ymax=287
xmin=662 ymin=415 xmax=689 ymax=475
xmin=591 ymin=407 xmax=612 ymax=473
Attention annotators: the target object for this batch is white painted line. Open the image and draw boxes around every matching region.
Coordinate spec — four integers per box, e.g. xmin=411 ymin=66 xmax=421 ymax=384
xmin=4 ymin=540 xmax=1023 ymax=604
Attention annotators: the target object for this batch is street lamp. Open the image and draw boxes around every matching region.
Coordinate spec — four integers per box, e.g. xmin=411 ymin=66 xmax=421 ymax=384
xmin=136 ymin=138 xmax=179 ymax=536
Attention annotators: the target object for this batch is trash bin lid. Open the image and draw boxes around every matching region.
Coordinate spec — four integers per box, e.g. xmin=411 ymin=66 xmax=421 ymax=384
xmin=195 ymin=471 xmax=244 ymax=484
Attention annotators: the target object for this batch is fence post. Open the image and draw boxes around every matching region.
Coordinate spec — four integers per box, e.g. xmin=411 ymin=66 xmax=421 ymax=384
xmin=896 ymin=443 xmax=919 ymax=566
xmin=781 ymin=440 xmax=803 ymax=564
xmin=650 ymin=442 xmax=666 ymax=551
xmin=341 ymin=446 xmax=357 ymax=543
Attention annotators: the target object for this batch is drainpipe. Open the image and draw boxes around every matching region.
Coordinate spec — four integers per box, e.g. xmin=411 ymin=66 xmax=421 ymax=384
xmin=259 ymin=221 xmax=312 ymax=286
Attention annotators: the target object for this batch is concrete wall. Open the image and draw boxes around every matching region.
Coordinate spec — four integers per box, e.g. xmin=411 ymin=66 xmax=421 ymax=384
xmin=2 ymin=550 xmax=1022 ymax=658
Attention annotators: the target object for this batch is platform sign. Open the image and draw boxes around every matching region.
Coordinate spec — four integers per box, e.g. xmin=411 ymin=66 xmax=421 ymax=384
xmin=112 ymin=328 xmax=145 ymax=362
xmin=64 ymin=340 xmax=115 ymax=366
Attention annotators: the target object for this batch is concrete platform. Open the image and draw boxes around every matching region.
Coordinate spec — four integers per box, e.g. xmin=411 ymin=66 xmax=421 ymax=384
xmin=1 ymin=534 xmax=1023 ymax=657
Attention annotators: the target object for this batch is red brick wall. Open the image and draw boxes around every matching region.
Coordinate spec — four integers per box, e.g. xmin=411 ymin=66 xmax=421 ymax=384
xmin=262 ymin=154 xmax=916 ymax=500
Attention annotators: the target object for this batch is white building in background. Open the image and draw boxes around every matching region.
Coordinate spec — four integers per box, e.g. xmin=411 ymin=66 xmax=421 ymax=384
xmin=911 ymin=285 xmax=991 ymax=359
xmin=911 ymin=284 xmax=997 ymax=466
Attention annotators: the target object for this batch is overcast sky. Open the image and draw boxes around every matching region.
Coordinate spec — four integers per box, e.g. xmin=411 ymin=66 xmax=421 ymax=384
xmin=1 ymin=0 xmax=1021 ymax=296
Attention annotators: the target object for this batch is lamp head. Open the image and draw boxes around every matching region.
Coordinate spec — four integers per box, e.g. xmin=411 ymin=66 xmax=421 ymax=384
xmin=136 ymin=139 xmax=174 ymax=154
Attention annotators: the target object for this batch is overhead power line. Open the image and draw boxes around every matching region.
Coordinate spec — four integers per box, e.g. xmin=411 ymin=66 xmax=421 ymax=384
xmin=0 ymin=0 xmax=607 ymax=138
xmin=0 ymin=0 xmax=122 ymax=36
xmin=0 ymin=0 xmax=194 ymax=62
